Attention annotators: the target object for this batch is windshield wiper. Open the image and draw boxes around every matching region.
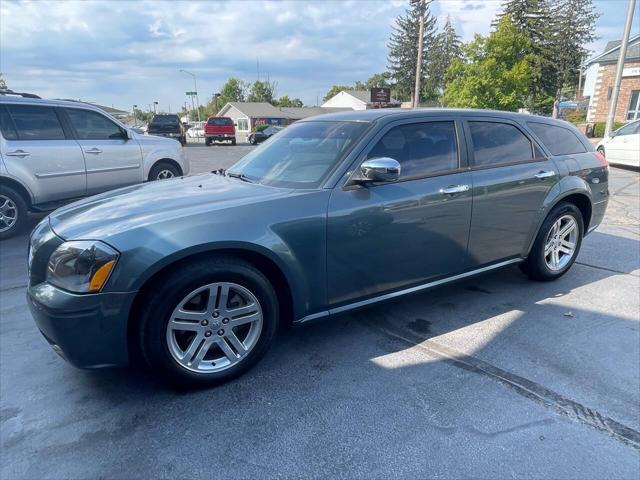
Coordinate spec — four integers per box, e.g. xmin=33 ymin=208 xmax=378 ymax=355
xmin=226 ymin=171 xmax=254 ymax=183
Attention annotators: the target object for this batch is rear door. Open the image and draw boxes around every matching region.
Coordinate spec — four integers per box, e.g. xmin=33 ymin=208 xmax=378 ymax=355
xmin=464 ymin=118 xmax=558 ymax=269
xmin=63 ymin=107 xmax=143 ymax=194
xmin=327 ymin=118 xmax=473 ymax=306
xmin=1 ymin=104 xmax=86 ymax=203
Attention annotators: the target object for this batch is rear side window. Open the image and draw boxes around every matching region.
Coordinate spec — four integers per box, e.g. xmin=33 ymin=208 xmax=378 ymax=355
xmin=208 ymin=117 xmax=233 ymax=126
xmin=468 ymin=121 xmax=533 ymax=167
xmin=367 ymin=121 xmax=458 ymax=179
xmin=66 ymin=108 xmax=123 ymax=140
xmin=528 ymin=122 xmax=586 ymax=156
xmin=0 ymin=107 xmax=18 ymax=140
xmin=6 ymin=105 xmax=65 ymax=140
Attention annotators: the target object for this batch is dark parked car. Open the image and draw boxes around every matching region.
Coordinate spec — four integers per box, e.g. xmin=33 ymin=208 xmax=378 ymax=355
xmin=147 ymin=114 xmax=186 ymax=146
xmin=248 ymin=125 xmax=284 ymax=145
xmin=27 ymin=109 xmax=609 ymax=387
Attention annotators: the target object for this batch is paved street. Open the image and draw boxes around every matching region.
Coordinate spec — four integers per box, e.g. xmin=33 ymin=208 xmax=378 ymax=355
xmin=1 ymin=146 xmax=639 ymax=478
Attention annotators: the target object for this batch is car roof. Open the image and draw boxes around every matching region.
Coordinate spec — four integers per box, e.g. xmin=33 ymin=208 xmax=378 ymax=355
xmin=0 ymin=96 xmax=92 ymax=108
xmin=299 ymin=107 xmax=568 ymax=126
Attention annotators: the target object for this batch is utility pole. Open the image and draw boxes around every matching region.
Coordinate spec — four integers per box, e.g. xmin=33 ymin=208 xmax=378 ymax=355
xmin=153 ymin=101 xmax=158 ymax=114
xmin=412 ymin=0 xmax=425 ymax=108
xmin=133 ymin=104 xmax=137 ymax=124
xmin=605 ymin=0 xmax=636 ymax=136
xmin=180 ymin=69 xmax=201 ymax=123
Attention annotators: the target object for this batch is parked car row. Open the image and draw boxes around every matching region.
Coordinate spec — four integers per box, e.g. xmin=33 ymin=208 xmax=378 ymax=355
xmin=0 ymin=95 xmax=188 ymax=238
xmin=24 ymin=107 xmax=609 ymax=387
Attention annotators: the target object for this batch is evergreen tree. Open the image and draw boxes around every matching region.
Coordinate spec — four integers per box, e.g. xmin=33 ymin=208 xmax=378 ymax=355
xmin=423 ymin=16 xmax=462 ymax=103
xmin=387 ymin=0 xmax=436 ymax=103
xmin=548 ymin=0 xmax=598 ymax=105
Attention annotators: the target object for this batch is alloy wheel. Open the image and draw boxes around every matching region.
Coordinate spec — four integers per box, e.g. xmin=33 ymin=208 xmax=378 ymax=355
xmin=544 ymin=214 xmax=578 ymax=271
xmin=166 ymin=282 xmax=263 ymax=373
xmin=0 ymin=195 xmax=18 ymax=233
xmin=156 ymin=169 xmax=174 ymax=180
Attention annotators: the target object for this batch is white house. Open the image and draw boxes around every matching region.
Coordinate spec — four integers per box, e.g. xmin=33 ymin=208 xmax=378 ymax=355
xmin=322 ymin=90 xmax=400 ymax=110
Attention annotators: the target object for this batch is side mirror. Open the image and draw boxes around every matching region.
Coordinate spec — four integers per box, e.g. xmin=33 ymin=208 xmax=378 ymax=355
xmin=359 ymin=157 xmax=401 ymax=183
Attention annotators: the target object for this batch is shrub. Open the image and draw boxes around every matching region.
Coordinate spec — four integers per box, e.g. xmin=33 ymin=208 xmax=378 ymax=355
xmin=593 ymin=121 xmax=625 ymax=138
xmin=254 ymin=124 xmax=271 ymax=133
xmin=564 ymin=110 xmax=586 ymax=125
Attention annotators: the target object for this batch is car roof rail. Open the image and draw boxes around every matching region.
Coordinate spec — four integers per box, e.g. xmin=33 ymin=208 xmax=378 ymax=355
xmin=0 ymin=89 xmax=42 ymax=99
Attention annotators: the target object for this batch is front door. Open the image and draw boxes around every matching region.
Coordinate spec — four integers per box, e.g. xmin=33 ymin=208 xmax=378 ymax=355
xmin=327 ymin=119 xmax=473 ymax=307
xmin=64 ymin=108 xmax=142 ymax=194
xmin=0 ymin=104 xmax=86 ymax=204
xmin=463 ymin=118 xmax=559 ymax=268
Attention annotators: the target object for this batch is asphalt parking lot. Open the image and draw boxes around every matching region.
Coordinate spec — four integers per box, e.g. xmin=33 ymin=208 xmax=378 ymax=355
xmin=1 ymin=145 xmax=639 ymax=479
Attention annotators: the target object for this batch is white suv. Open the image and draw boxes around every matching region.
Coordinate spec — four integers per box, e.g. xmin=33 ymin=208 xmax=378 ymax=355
xmin=0 ymin=94 xmax=189 ymax=238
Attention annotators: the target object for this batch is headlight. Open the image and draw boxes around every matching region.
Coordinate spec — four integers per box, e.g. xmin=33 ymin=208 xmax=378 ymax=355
xmin=47 ymin=241 xmax=119 ymax=293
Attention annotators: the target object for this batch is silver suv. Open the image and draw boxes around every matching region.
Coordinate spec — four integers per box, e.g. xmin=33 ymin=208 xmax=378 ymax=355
xmin=0 ymin=93 xmax=189 ymax=238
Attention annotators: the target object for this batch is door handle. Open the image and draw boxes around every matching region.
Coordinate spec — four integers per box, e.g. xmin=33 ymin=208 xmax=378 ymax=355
xmin=534 ymin=170 xmax=555 ymax=179
xmin=439 ymin=184 xmax=470 ymax=195
xmin=84 ymin=148 xmax=103 ymax=154
xmin=5 ymin=150 xmax=30 ymax=157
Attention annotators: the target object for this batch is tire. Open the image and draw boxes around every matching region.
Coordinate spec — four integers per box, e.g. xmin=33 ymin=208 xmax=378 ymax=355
xmin=149 ymin=161 xmax=180 ymax=181
xmin=180 ymin=136 xmax=187 ymax=146
xmin=597 ymin=146 xmax=605 ymax=156
xmin=231 ymin=138 xmax=236 ymax=146
xmin=205 ymin=138 xmax=212 ymax=146
xmin=0 ymin=185 xmax=28 ymax=240
xmin=139 ymin=256 xmax=279 ymax=388
xmin=520 ymin=202 xmax=584 ymax=281
xmin=249 ymin=135 xmax=255 ymax=145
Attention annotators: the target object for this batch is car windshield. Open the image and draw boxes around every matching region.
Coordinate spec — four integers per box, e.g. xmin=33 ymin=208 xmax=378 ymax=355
xmin=228 ymin=121 xmax=369 ymax=189
xmin=151 ymin=115 xmax=179 ymax=125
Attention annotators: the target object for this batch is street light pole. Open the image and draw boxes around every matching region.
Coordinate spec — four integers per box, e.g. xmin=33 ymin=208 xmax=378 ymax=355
xmin=153 ymin=101 xmax=158 ymax=114
xmin=133 ymin=104 xmax=137 ymax=124
xmin=180 ymin=69 xmax=201 ymax=123
xmin=411 ymin=0 xmax=425 ymax=108
xmin=605 ymin=0 xmax=636 ymax=136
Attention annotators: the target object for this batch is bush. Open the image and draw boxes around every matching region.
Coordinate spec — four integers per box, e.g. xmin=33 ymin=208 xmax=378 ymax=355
xmin=564 ymin=110 xmax=586 ymax=125
xmin=254 ymin=124 xmax=271 ymax=133
xmin=593 ymin=121 xmax=625 ymax=138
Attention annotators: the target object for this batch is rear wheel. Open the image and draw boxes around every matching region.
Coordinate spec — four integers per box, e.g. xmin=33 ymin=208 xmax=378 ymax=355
xmin=0 ymin=186 xmax=27 ymax=240
xmin=149 ymin=161 xmax=180 ymax=181
xmin=521 ymin=202 xmax=583 ymax=281
xmin=231 ymin=138 xmax=236 ymax=146
xmin=205 ymin=138 xmax=212 ymax=146
xmin=139 ymin=256 xmax=278 ymax=387
xmin=597 ymin=146 xmax=605 ymax=157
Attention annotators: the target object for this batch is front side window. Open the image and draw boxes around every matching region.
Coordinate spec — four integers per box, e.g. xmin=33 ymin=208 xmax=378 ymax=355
xmin=469 ymin=121 xmax=533 ymax=167
xmin=367 ymin=121 xmax=458 ymax=179
xmin=6 ymin=105 xmax=65 ymax=140
xmin=66 ymin=108 xmax=123 ymax=140
xmin=615 ymin=121 xmax=640 ymax=136
xmin=528 ymin=122 xmax=587 ymax=156
xmin=0 ymin=106 xmax=18 ymax=140
xmin=228 ymin=121 xmax=368 ymax=188
xmin=627 ymin=91 xmax=640 ymax=121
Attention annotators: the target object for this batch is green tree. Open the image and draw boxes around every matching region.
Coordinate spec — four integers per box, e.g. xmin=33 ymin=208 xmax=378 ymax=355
xmin=323 ymin=85 xmax=352 ymax=102
xmin=548 ymin=0 xmax=598 ymax=114
xmin=364 ymin=72 xmax=393 ymax=89
xmin=423 ymin=16 xmax=462 ymax=103
xmin=387 ymin=0 xmax=436 ymax=103
xmin=213 ymin=78 xmax=247 ymax=110
xmin=443 ymin=16 xmax=537 ymax=111
xmin=247 ymin=79 xmax=277 ymax=103
xmin=274 ymin=95 xmax=303 ymax=107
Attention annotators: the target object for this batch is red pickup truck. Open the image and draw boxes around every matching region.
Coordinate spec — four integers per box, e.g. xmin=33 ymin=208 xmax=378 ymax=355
xmin=204 ymin=116 xmax=236 ymax=146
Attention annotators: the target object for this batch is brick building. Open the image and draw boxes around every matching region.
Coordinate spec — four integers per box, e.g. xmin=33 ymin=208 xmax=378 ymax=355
xmin=583 ymin=34 xmax=640 ymax=123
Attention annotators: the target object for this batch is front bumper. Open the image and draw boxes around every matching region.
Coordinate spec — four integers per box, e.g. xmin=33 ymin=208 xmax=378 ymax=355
xmin=28 ymin=283 xmax=136 ymax=368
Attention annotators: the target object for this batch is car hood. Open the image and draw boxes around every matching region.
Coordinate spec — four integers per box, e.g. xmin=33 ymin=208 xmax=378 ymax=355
xmin=49 ymin=174 xmax=293 ymax=240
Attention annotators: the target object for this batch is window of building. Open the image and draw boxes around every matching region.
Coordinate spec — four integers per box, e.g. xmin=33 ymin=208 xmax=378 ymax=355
xmin=237 ymin=118 xmax=249 ymax=131
xmin=367 ymin=121 xmax=459 ymax=179
xmin=65 ymin=108 xmax=124 ymax=140
xmin=468 ymin=121 xmax=533 ymax=167
xmin=527 ymin=122 xmax=587 ymax=156
xmin=627 ymin=91 xmax=640 ymax=121
xmin=6 ymin=105 xmax=66 ymax=140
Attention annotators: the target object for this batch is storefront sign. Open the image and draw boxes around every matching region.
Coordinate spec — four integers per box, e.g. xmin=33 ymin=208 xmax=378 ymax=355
xmin=622 ymin=67 xmax=640 ymax=77
xmin=370 ymin=87 xmax=391 ymax=103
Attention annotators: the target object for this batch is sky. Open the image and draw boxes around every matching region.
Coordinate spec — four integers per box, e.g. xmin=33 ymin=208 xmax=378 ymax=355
xmin=1 ymin=0 xmax=638 ymax=112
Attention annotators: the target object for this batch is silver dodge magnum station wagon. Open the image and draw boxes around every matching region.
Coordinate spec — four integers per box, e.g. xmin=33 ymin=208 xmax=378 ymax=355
xmin=26 ymin=109 xmax=609 ymax=387
xmin=0 ymin=93 xmax=189 ymax=239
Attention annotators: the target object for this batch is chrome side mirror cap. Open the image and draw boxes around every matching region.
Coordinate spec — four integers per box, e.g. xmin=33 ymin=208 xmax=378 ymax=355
xmin=359 ymin=157 xmax=401 ymax=183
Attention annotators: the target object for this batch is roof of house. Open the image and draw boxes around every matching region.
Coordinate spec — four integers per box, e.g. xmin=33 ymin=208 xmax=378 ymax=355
xmin=219 ymin=102 xmax=288 ymax=118
xmin=586 ymin=34 xmax=640 ymax=66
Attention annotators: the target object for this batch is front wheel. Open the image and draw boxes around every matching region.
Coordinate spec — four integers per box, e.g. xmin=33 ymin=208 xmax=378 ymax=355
xmin=139 ymin=256 xmax=279 ymax=387
xmin=0 ymin=186 xmax=28 ymax=240
xmin=149 ymin=161 xmax=180 ymax=181
xmin=520 ymin=202 xmax=583 ymax=281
